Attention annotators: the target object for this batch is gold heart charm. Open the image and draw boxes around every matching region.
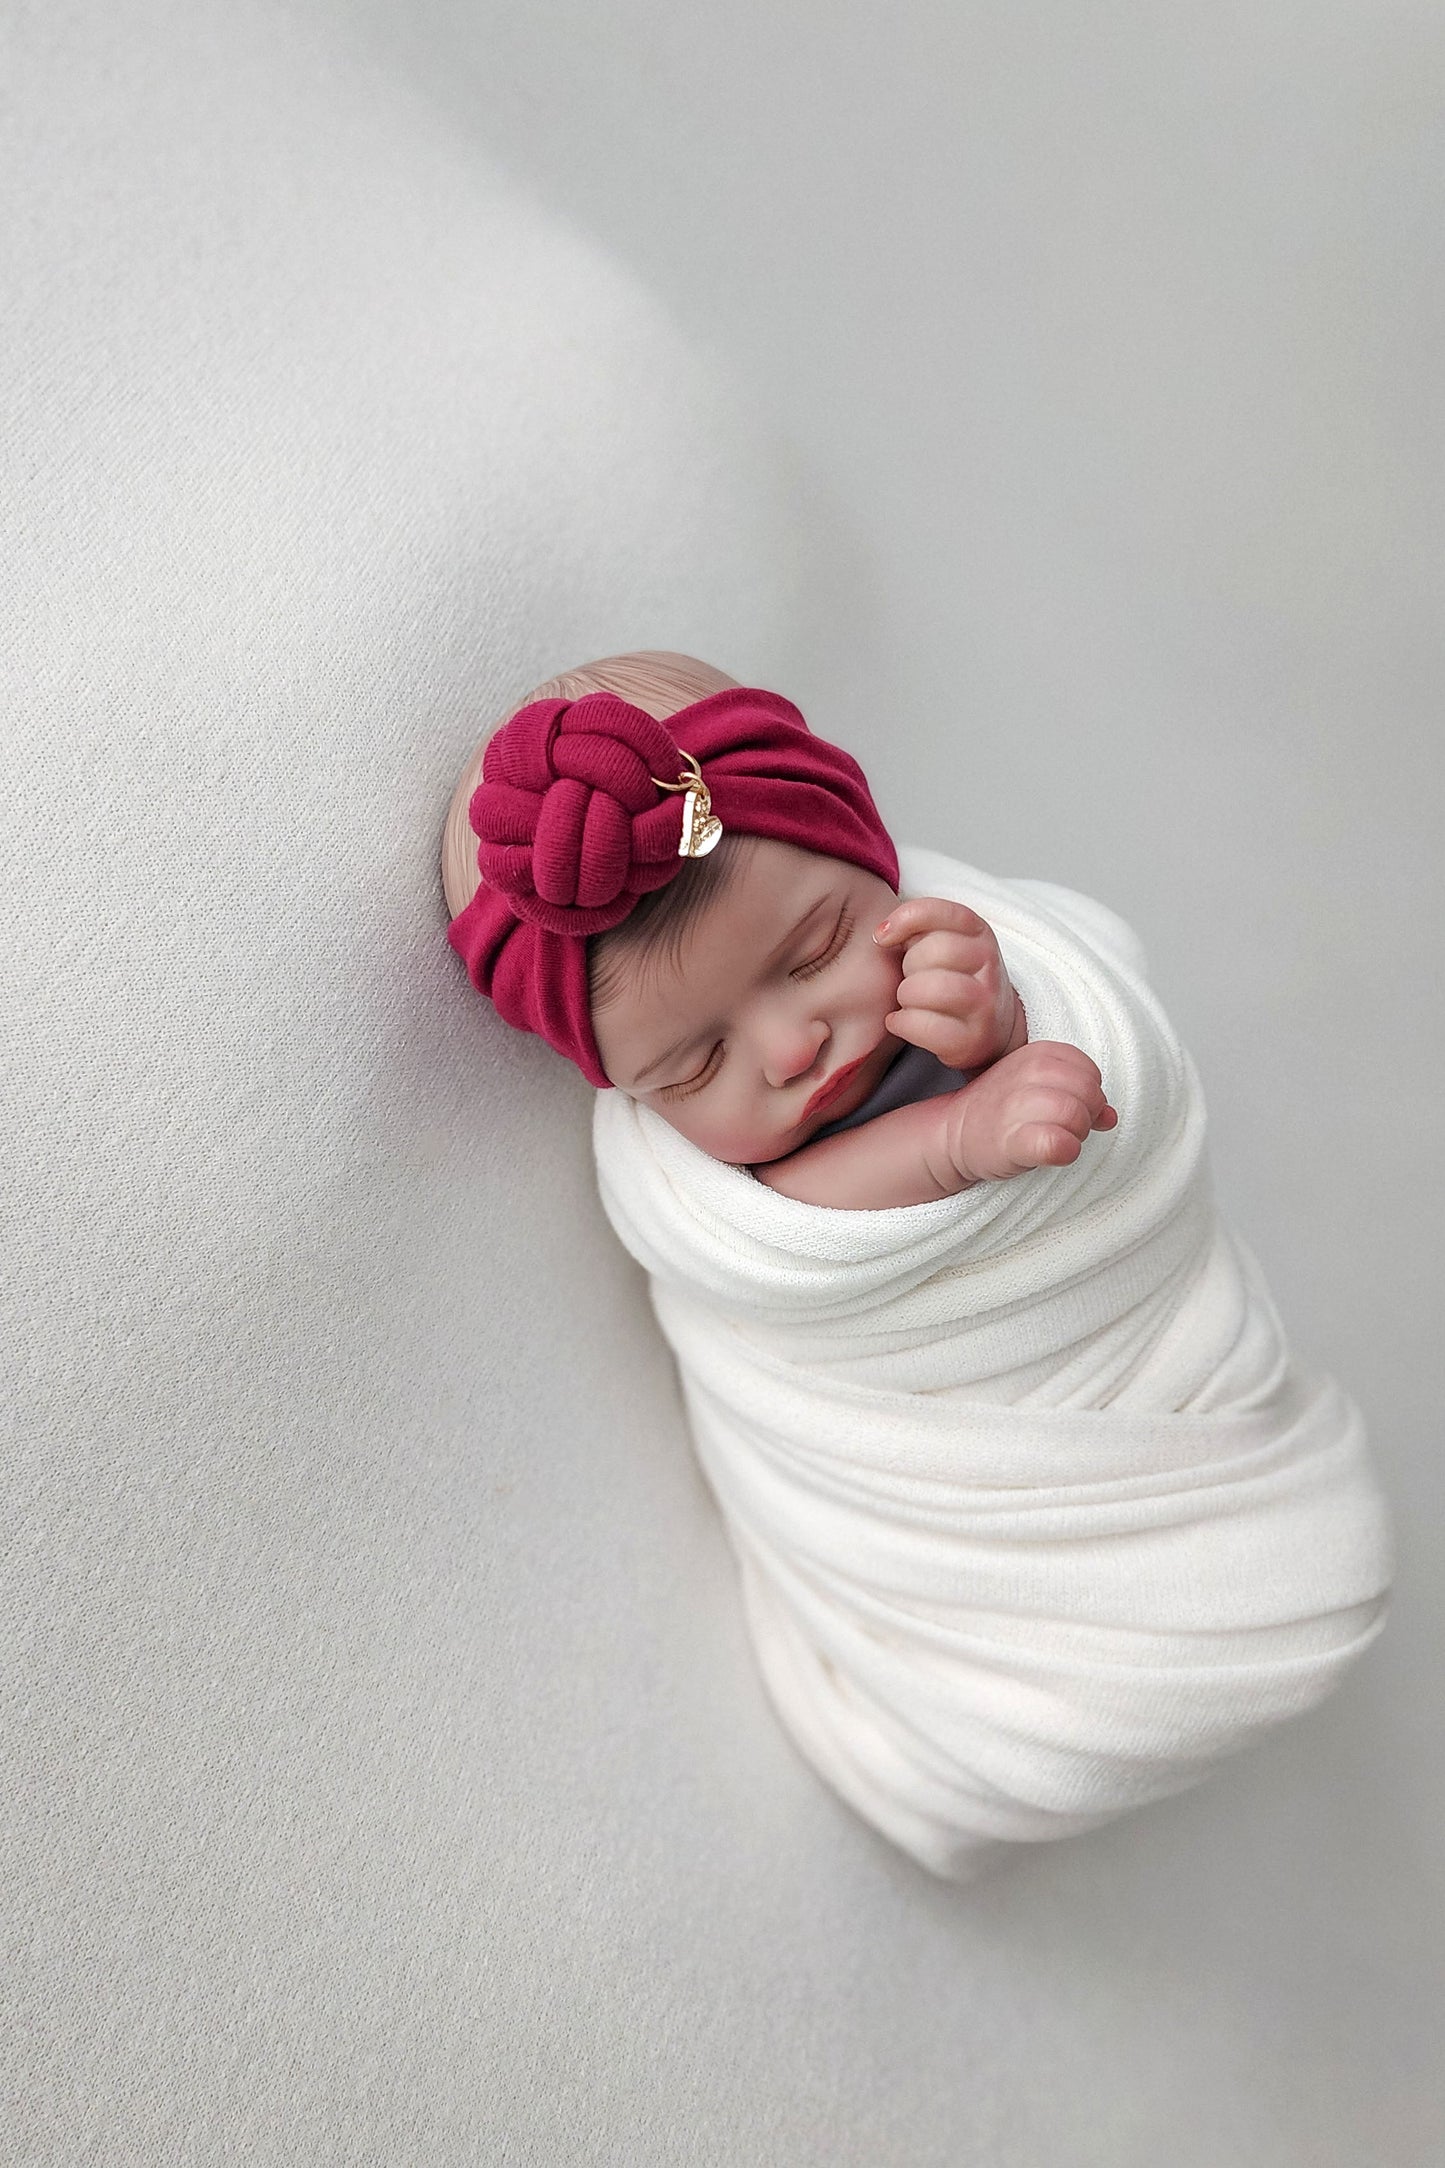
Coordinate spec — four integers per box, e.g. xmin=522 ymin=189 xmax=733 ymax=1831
xmin=680 ymin=788 xmax=723 ymax=857
xmin=651 ymin=751 xmax=725 ymax=857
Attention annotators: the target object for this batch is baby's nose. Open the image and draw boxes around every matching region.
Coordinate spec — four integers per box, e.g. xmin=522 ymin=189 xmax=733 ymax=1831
xmin=765 ymin=1018 xmax=830 ymax=1090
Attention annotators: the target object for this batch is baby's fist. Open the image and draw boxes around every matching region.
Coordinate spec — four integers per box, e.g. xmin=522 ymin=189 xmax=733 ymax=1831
xmin=873 ymin=897 xmax=1024 ymax=1070
xmin=944 ymin=1041 xmax=1118 ymax=1186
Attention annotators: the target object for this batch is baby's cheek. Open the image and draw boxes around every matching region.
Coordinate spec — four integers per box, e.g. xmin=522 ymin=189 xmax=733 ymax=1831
xmin=866 ymin=943 xmax=904 ymax=1008
xmin=711 ymin=1117 xmax=777 ymax=1165
xmin=701 ymin=1096 xmax=793 ymax=1166
xmin=654 ymin=1099 xmax=759 ymax=1167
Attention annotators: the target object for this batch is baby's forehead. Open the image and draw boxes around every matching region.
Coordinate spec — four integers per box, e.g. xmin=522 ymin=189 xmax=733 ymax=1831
xmin=661 ymin=843 xmax=853 ymax=978
xmin=693 ymin=835 xmax=842 ymax=927
xmin=610 ymin=840 xmax=835 ymax=985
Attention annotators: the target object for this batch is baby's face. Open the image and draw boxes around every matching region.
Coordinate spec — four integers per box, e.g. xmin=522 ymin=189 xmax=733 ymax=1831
xmin=591 ymin=836 xmax=905 ymax=1165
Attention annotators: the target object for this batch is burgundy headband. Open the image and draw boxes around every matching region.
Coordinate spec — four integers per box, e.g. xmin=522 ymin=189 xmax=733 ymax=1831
xmin=445 ymin=684 xmax=898 ymax=1087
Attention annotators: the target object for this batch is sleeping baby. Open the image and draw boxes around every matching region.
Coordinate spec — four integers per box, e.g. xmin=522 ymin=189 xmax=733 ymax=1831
xmin=442 ymin=649 xmax=1392 ymax=1880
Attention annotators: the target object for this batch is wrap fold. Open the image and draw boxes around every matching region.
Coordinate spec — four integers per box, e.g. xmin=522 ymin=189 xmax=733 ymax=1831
xmin=593 ymin=848 xmax=1392 ymax=1878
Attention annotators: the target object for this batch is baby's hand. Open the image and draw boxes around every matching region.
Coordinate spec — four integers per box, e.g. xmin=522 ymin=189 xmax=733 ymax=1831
xmin=873 ymin=897 xmax=1025 ymax=1071
xmin=942 ymin=1041 xmax=1118 ymax=1185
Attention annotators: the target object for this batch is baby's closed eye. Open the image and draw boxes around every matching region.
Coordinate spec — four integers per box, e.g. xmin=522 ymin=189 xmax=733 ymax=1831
xmin=657 ymin=905 xmax=855 ymax=1100
xmin=658 ymin=1046 xmax=724 ymax=1101
xmin=792 ymin=904 xmax=853 ymax=980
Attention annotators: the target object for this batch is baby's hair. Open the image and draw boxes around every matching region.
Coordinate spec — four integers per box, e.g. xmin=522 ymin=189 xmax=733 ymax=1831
xmin=440 ymin=649 xmax=754 ymax=1023
xmin=587 ymin=827 xmax=758 ymax=1015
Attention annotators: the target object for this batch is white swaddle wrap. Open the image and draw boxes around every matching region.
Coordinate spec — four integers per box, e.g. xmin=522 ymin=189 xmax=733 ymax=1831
xmin=593 ymin=847 xmax=1393 ymax=1879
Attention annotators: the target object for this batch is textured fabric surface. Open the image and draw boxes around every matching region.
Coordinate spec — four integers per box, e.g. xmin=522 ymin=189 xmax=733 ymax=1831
xmin=3 ymin=0 xmax=796 ymax=2156
xmin=594 ymin=847 xmax=1394 ymax=1877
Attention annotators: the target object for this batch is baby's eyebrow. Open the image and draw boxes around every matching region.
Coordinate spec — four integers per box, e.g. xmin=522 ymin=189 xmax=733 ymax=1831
xmin=629 ymin=894 xmax=834 ymax=1088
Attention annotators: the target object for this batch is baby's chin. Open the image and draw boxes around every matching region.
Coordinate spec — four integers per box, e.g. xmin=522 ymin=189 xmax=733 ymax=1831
xmin=647 ymin=1107 xmax=834 ymax=1169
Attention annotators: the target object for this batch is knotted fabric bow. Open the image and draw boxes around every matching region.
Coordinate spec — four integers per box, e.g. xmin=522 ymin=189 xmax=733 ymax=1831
xmin=445 ymin=684 xmax=899 ymax=1086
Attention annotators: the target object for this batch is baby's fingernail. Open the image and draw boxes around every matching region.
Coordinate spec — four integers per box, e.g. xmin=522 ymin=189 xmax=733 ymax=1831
xmin=873 ymin=919 xmax=891 ymax=942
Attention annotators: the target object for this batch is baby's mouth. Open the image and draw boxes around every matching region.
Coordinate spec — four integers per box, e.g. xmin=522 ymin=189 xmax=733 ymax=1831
xmin=800 ymin=1040 xmax=885 ymax=1124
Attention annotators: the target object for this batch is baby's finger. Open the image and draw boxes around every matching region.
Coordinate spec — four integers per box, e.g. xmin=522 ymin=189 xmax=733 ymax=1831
xmin=892 ymin=967 xmax=990 ymax=1018
xmin=883 ymin=1004 xmax=984 ymax=1072
xmin=895 ymin=928 xmax=1000 ymax=979
xmin=874 ymin=897 xmax=990 ymax=947
xmin=1012 ymin=1124 xmax=1086 ymax=1168
xmin=1019 ymin=1040 xmax=1104 ymax=1083
xmin=1013 ymin=1085 xmax=1096 ymax=1142
xmin=1017 ymin=1043 xmax=1114 ymax=1115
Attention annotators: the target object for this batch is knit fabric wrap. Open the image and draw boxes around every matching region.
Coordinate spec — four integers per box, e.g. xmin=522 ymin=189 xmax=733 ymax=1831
xmin=445 ymin=685 xmax=900 ymax=1087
